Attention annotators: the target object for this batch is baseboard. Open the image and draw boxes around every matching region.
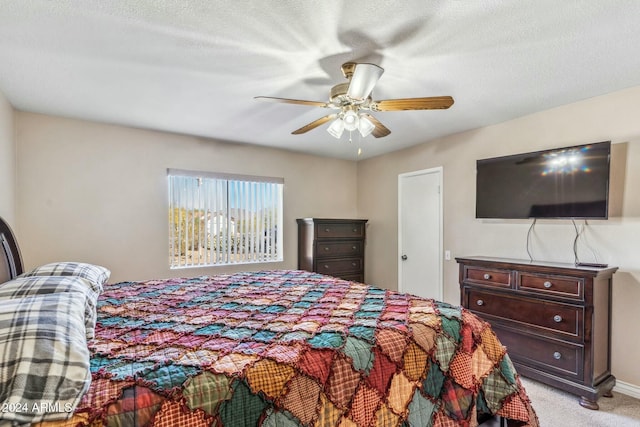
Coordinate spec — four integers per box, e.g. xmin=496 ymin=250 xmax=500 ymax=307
xmin=614 ymin=380 xmax=640 ymax=399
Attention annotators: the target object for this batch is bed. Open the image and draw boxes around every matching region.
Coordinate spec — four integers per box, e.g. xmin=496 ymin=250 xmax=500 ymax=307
xmin=0 ymin=217 xmax=538 ymax=426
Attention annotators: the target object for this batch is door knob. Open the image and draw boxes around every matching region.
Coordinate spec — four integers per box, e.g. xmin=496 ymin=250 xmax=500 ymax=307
xmin=401 ymin=255 xmax=408 ymax=261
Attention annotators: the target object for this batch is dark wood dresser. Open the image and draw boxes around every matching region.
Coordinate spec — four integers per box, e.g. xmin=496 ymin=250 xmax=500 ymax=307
xmin=297 ymin=218 xmax=367 ymax=283
xmin=456 ymin=256 xmax=617 ymax=409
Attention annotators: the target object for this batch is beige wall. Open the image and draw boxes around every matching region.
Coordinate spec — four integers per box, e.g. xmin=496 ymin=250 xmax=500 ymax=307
xmin=15 ymin=113 xmax=358 ymax=282
xmin=357 ymin=85 xmax=640 ymax=387
xmin=12 ymin=85 xmax=640 ymax=388
xmin=0 ymin=92 xmax=15 ymax=227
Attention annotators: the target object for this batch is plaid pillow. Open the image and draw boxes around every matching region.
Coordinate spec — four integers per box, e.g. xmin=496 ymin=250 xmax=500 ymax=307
xmin=0 ymin=275 xmax=101 ymax=339
xmin=0 ymin=292 xmax=91 ymax=424
xmin=20 ymin=262 xmax=110 ymax=293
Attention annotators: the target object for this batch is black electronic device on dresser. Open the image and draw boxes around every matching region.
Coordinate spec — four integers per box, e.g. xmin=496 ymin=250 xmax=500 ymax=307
xmin=297 ymin=218 xmax=367 ymax=283
xmin=457 ymin=256 xmax=618 ymax=410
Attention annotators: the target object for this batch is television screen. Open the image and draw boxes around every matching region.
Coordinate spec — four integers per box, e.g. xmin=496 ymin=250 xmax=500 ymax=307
xmin=476 ymin=141 xmax=611 ymax=219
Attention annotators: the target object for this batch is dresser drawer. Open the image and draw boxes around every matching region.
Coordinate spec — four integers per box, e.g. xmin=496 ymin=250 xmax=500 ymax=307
xmin=315 ymin=222 xmax=365 ymax=239
xmin=463 ymin=266 xmax=512 ymax=288
xmin=465 ymin=289 xmax=583 ymax=338
xmin=315 ymin=258 xmax=362 ymax=275
xmin=493 ymin=325 xmax=583 ymax=380
xmin=315 ymin=241 xmax=363 ymax=257
xmin=518 ymin=273 xmax=583 ymax=299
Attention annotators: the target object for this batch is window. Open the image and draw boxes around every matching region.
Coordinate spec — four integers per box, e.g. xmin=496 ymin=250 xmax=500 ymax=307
xmin=168 ymin=169 xmax=283 ymax=268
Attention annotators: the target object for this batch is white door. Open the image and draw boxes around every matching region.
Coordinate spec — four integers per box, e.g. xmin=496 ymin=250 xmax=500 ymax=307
xmin=398 ymin=167 xmax=443 ymax=300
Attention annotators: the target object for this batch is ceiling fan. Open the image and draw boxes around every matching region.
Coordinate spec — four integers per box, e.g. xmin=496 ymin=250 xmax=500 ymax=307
xmin=255 ymin=62 xmax=454 ymax=139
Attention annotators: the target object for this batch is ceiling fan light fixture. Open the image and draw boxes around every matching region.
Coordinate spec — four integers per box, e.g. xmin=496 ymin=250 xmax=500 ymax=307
xmin=327 ymin=118 xmax=345 ymax=138
xmin=256 ymin=62 xmax=453 ymax=140
xmin=342 ymin=110 xmax=359 ymax=131
xmin=358 ymin=114 xmax=375 ymax=137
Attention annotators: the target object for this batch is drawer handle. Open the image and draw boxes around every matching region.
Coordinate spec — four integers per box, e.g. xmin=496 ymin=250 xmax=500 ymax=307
xmin=352 ymin=228 xmax=358 ymax=232
xmin=476 ymin=299 xmax=485 ymax=306
xmin=544 ymin=281 xmax=553 ymax=289
xmin=323 ymin=264 xmax=329 ymax=269
xmin=352 ymin=246 xmax=357 ymax=250
xmin=483 ymin=273 xmax=491 ymax=280
xmin=324 ymin=228 xmax=330 ymax=232
xmin=553 ymin=351 xmax=562 ymax=360
xmin=324 ymin=247 xmax=330 ymax=251
xmin=352 ymin=262 xmax=357 ymax=267
xmin=553 ymin=315 xmax=563 ymax=323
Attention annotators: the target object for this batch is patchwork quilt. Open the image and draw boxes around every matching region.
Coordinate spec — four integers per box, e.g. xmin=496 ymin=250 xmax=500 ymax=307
xmin=36 ymin=270 xmax=538 ymax=427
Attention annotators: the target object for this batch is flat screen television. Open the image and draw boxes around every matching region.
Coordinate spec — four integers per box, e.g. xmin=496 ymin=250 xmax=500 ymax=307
xmin=476 ymin=141 xmax=611 ymax=219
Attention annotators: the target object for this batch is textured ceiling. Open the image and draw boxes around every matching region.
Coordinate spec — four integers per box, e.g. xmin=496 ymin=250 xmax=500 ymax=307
xmin=1 ymin=1 xmax=640 ymax=160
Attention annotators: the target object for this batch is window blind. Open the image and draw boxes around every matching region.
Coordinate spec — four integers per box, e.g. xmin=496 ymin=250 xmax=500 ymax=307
xmin=168 ymin=169 xmax=283 ymax=268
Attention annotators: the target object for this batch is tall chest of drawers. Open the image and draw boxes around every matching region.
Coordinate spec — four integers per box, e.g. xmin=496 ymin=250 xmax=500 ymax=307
xmin=297 ymin=218 xmax=367 ymax=283
xmin=456 ymin=256 xmax=617 ymax=409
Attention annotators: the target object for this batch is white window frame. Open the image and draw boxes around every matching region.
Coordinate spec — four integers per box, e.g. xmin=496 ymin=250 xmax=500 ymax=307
xmin=168 ymin=169 xmax=283 ymax=268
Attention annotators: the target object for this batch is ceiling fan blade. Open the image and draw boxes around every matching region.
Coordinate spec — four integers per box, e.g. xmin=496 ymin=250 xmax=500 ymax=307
xmin=291 ymin=114 xmax=338 ymax=135
xmin=346 ymin=63 xmax=384 ymax=101
xmin=371 ymin=96 xmax=454 ymax=111
xmin=254 ymin=96 xmax=330 ymax=108
xmin=361 ymin=114 xmax=391 ymax=138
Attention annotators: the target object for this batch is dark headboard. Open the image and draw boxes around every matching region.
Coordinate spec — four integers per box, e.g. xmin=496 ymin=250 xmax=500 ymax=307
xmin=0 ymin=216 xmax=23 ymax=283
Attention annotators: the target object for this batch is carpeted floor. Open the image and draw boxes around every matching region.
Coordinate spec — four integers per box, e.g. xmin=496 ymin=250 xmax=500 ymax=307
xmin=484 ymin=378 xmax=640 ymax=426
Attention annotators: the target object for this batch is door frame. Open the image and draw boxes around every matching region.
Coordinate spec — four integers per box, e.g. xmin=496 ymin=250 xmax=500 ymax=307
xmin=397 ymin=166 xmax=444 ymax=300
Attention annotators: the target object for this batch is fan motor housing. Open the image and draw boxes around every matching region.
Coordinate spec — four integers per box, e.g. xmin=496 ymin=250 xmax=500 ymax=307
xmin=330 ymin=83 xmax=371 ymax=107
xmin=330 ymin=83 xmax=350 ymax=104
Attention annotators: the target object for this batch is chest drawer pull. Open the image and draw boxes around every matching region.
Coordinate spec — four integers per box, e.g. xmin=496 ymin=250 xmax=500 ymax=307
xmin=324 ymin=228 xmax=331 ymax=232
xmin=544 ymin=281 xmax=553 ymax=288
xmin=553 ymin=315 xmax=563 ymax=323
xmin=323 ymin=264 xmax=330 ymax=269
xmin=483 ymin=273 xmax=491 ymax=280
xmin=352 ymin=262 xmax=357 ymax=267
xmin=553 ymin=351 xmax=562 ymax=360
xmin=476 ymin=299 xmax=485 ymax=306
xmin=324 ymin=247 xmax=330 ymax=251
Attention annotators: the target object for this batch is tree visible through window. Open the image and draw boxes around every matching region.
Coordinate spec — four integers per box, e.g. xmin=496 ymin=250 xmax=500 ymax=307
xmin=168 ymin=169 xmax=283 ymax=268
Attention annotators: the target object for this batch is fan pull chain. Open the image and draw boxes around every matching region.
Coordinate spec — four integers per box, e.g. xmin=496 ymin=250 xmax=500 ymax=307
xmin=346 ymin=130 xmax=363 ymax=156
